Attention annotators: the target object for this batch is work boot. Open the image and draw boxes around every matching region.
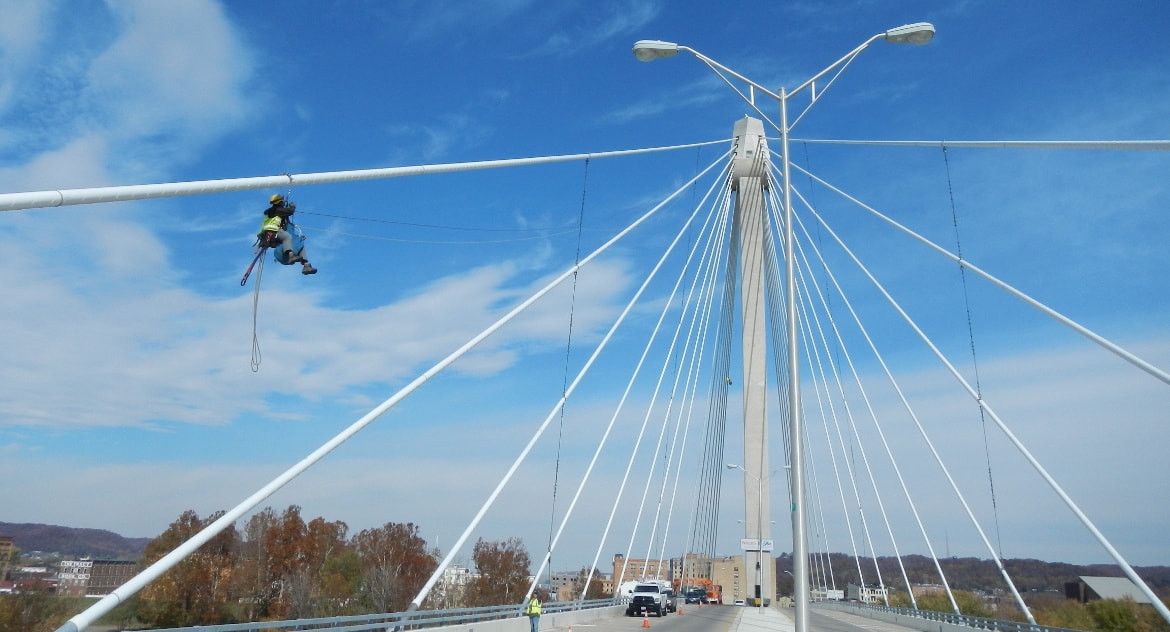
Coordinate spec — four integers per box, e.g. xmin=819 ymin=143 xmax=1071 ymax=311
xmin=301 ymin=262 xmax=317 ymax=275
xmin=286 ymin=251 xmax=303 ymax=264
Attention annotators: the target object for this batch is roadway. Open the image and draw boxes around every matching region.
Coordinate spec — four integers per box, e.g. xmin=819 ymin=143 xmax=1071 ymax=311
xmin=542 ymin=603 xmax=927 ymax=632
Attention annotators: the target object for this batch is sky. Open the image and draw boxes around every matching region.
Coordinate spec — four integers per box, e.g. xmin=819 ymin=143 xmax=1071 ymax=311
xmin=1 ymin=0 xmax=1168 ymax=589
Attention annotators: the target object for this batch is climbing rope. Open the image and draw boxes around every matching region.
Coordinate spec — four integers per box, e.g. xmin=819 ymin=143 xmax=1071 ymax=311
xmin=248 ymin=246 xmax=267 ymax=372
xmin=942 ymin=145 xmax=1004 ymax=557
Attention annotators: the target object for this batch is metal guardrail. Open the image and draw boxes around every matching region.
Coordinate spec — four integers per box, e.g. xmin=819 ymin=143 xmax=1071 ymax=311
xmin=815 ymin=601 xmax=1087 ymax=632
xmin=147 ymin=600 xmax=618 ymax=632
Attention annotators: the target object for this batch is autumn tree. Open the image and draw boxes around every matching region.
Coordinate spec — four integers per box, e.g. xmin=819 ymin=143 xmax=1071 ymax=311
xmin=0 ymin=580 xmax=69 ymax=632
xmin=579 ymin=567 xmax=609 ymax=600
xmin=283 ymin=516 xmax=353 ymax=618
xmin=465 ymin=538 xmax=531 ymax=607
xmin=235 ymin=506 xmax=278 ymax=619
xmin=352 ymin=522 xmax=437 ymax=613
xmin=138 ymin=510 xmax=239 ymax=628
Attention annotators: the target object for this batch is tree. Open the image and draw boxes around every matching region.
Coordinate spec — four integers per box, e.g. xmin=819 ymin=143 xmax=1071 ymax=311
xmin=138 ymin=510 xmax=239 ymax=627
xmin=0 ymin=580 xmax=69 ymax=632
xmin=465 ymin=538 xmax=530 ymax=607
xmin=235 ymin=506 xmax=278 ymax=620
xmin=284 ymin=517 xmax=352 ymax=618
xmin=352 ymin=522 xmax=437 ymax=613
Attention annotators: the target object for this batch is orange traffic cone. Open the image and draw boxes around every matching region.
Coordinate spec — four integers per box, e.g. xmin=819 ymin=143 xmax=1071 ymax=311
xmin=642 ymin=612 xmax=650 ymax=628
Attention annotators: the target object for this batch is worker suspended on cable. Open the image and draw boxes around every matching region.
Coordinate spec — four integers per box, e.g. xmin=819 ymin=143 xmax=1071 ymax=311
xmin=259 ymin=194 xmax=317 ymax=275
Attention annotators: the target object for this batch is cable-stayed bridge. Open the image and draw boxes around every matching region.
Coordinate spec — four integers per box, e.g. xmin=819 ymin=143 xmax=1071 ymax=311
xmin=7 ymin=115 xmax=1166 ymax=632
xmin=3 ymin=24 xmax=1166 ymax=632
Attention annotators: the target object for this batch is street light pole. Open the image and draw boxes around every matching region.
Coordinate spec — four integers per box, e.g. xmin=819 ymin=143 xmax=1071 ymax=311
xmin=728 ymin=464 xmax=773 ymax=612
xmin=634 ymin=24 xmax=935 ymax=632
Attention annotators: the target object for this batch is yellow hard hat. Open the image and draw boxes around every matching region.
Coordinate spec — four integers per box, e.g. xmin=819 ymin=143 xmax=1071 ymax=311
xmin=270 ymin=194 xmax=284 ymax=205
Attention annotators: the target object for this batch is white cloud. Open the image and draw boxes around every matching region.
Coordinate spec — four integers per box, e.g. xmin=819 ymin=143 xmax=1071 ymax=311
xmin=0 ymin=0 xmax=258 ymax=191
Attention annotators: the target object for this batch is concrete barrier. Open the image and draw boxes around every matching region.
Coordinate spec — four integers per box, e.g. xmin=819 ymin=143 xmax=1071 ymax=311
xmin=427 ymin=606 xmax=626 ymax=632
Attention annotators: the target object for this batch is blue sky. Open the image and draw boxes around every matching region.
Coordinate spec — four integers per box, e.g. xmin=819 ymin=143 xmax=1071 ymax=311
xmin=1 ymin=0 xmax=1168 ymax=583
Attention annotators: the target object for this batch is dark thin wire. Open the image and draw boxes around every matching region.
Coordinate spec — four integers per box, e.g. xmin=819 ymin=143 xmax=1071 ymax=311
xmin=547 ymin=158 xmax=590 ymax=586
xmin=942 ymin=145 xmax=1004 ymax=558
xmin=297 ymin=210 xmax=569 ymax=233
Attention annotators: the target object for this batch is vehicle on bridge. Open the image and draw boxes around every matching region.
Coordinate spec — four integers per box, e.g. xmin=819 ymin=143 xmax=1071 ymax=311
xmin=626 ymin=583 xmax=670 ymax=617
xmin=662 ymin=587 xmax=678 ymax=612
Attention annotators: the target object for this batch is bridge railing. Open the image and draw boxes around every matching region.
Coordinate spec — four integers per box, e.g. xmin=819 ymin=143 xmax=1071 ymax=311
xmin=144 ymin=599 xmax=619 ymax=632
xmin=815 ymin=600 xmax=1086 ymax=632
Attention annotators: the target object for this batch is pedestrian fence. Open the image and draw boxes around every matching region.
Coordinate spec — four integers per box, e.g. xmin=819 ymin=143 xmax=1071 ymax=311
xmin=816 ymin=600 xmax=1087 ymax=632
xmin=144 ymin=599 xmax=620 ymax=632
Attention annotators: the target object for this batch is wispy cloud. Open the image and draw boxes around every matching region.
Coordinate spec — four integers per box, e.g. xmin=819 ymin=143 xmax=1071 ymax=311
xmin=521 ymin=0 xmax=662 ymax=58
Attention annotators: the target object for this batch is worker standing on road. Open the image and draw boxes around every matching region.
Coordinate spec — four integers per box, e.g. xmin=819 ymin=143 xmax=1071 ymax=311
xmin=523 ymin=592 xmax=542 ymax=632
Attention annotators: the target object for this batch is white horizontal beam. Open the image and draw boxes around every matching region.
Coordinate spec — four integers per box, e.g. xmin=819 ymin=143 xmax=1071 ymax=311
xmin=790 ymin=139 xmax=1170 ymax=150
xmin=0 ymin=140 xmax=726 ymax=213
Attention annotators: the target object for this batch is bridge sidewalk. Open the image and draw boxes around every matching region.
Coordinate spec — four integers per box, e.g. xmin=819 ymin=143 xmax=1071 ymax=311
xmin=729 ymin=606 xmax=796 ymax=632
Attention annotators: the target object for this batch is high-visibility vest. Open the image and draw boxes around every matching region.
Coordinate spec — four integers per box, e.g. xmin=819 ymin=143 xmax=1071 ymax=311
xmin=260 ymin=214 xmax=283 ymax=233
xmin=525 ymin=598 xmax=541 ymax=615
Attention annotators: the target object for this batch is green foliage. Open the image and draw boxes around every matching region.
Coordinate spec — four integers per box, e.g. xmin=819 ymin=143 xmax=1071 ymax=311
xmin=912 ymin=589 xmax=993 ymax=618
xmin=1031 ymin=596 xmax=1097 ymax=631
xmin=0 ymin=582 xmax=69 ymax=632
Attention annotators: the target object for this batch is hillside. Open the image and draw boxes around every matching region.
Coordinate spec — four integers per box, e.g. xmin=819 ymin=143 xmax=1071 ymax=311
xmin=0 ymin=522 xmax=150 ymax=560
xmin=774 ymin=553 xmax=1170 ymax=597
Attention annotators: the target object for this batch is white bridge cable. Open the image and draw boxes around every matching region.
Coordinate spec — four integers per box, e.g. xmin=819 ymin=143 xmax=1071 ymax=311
xmin=586 ymin=161 xmax=733 ymax=588
xmin=575 ymin=158 xmax=732 ymax=598
xmin=786 ymin=161 xmax=1170 ymax=388
xmin=795 ymin=278 xmax=873 ymax=589
xmin=633 ymin=175 xmax=737 ymax=572
xmin=688 ymin=189 xmax=739 ymax=560
xmin=792 ymin=398 xmax=834 ymax=594
xmin=781 ymin=180 xmax=922 ymax=606
xmin=0 ymin=140 xmax=728 ymax=213
xmin=792 ymin=232 xmax=893 ymax=604
xmin=791 ymin=274 xmax=866 ymax=587
xmin=801 ymin=194 xmax=1043 ymax=623
xmin=789 ymin=138 xmax=1170 ymax=151
xmin=56 ymin=152 xmax=720 ymax=632
xmin=525 ymin=155 xmax=733 ymax=598
xmin=798 ymin=170 xmax=1170 ymax=624
xmin=406 ymin=154 xmax=729 ymax=611
xmin=773 ymin=179 xmax=886 ymax=592
xmin=791 ymin=189 xmax=951 ymax=610
xmin=654 ymin=237 xmax=726 ymax=569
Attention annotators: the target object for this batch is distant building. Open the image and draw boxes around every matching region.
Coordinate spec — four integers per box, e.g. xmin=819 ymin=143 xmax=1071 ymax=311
xmin=87 ymin=560 xmax=137 ymax=596
xmin=432 ymin=564 xmax=475 ymax=608
xmin=810 ymin=587 xmax=844 ymax=601
xmin=846 ymin=582 xmax=888 ymax=604
xmin=58 ymin=559 xmax=94 ymax=597
xmin=0 ymin=536 xmax=14 ymax=580
xmin=1065 ymin=576 xmax=1152 ymax=604
xmin=612 ymin=554 xmax=670 ymax=584
xmin=56 ymin=559 xmax=137 ymax=597
xmin=710 ymin=555 xmax=745 ymax=603
xmin=550 ymin=571 xmax=579 ymax=601
xmin=911 ymin=583 xmax=948 ymax=597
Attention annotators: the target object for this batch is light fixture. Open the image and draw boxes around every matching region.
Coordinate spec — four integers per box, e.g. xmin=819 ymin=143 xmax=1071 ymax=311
xmin=632 ymin=39 xmax=680 ymax=62
xmin=884 ymin=22 xmax=935 ymax=45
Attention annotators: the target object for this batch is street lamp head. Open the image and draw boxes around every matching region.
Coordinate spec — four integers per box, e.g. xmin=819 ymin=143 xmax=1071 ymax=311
xmin=884 ymin=22 xmax=935 ymax=45
xmin=726 ymin=463 xmax=740 ymax=470
xmin=632 ymin=39 xmax=680 ymax=62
